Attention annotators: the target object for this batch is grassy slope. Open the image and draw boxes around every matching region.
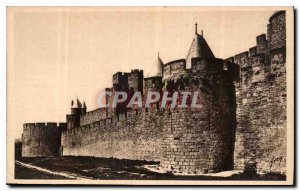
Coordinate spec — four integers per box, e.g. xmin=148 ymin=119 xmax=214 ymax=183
xmin=16 ymin=156 xmax=286 ymax=180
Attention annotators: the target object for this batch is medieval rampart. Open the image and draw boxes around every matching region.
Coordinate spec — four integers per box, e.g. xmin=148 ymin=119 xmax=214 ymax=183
xmin=233 ymin=10 xmax=286 ymax=174
xmin=62 ymin=109 xmax=163 ymax=161
xmin=21 ymin=10 xmax=287 ymax=176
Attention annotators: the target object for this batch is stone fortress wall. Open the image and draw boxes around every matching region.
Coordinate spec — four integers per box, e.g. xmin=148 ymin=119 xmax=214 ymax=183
xmin=21 ymin=11 xmax=287 ymax=175
xmin=80 ymin=107 xmax=108 ymax=126
xmin=232 ymin=10 xmax=286 ymax=174
xmin=62 ymin=109 xmax=163 ymax=162
xmin=22 ymin=122 xmax=66 ymax=157
xmin=62 ymin=54 xmax=238 ymax=173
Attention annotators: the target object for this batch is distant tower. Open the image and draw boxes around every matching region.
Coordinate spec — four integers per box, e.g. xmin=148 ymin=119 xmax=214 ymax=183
xmin=186 ymin=23 xmax=215 ymax=69
xmin=71 ymin=99 xmax=82 ymax=115
xmin=156 ymin=52 xmax=164 ymax=77
xmin=128 ymin=69 xmax=144 ymax=93
xmin=66 ymin=99 xmax=84 ymax=130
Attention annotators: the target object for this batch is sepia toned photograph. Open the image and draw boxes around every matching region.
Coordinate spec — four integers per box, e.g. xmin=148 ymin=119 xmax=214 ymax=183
xmin=6 ymin=7 xmax=294 ymax=185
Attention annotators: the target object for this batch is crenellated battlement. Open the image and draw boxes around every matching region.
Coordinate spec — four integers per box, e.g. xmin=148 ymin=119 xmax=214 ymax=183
xmin=162 ymin=59 xmax=188 ymax=83
xmin=231 ymin=11 xmax=286 ymax=89
xmin=130 ymin=69 xmax=143 ymax=74
xmin=191 ymin=57 xmax=224 ymax=73
xmin=80 ymin=107 xmax=111 ymax=126
xmin=232 ymin=10 xmax=287 ymax=174
xmin=23 ymin=122 xmax=67 ymax=131
xmin=66 ymin=108 xmax=193 ymax=137
xmin=74 ymin=107 xmax=163 ymax=129
xmin=128 ymin=69 xmax=144 ymax=93
xmin=113 ymin=72 xmax=129 ymax=90
xmin=62 ymin=108 xmax=163 ymax=161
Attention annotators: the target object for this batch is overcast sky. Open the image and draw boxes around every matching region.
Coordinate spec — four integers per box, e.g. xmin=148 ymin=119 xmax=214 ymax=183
xmin=7 ymin=7 xmax=278 ymax=138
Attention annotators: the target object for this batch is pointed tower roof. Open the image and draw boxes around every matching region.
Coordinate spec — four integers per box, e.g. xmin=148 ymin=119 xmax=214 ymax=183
xmin=83 ymin=101 xmax=87 ymax=109
xmin=72 ymin=98 xmax=82 ymax=108
xmin=186 ymin=23 xmax=215 ymax=69
xmin=156 ymin=52 xmax=164 ymax=77
xmin=77 ymin=99 xmax=82 ymax=108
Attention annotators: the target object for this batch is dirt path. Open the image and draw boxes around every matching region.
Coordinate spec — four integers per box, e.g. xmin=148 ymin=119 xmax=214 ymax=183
xmin=16 ymin=160 xmax=91 ymax=180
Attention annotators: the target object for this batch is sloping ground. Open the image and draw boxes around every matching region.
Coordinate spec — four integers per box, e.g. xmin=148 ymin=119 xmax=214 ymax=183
xmin=16 ymin=156 xmax=286 ymax=180
xmin=15 ymin=162 xmax=71 ymax=180
xmin=16 ymin=161 xmax=90 ymax=180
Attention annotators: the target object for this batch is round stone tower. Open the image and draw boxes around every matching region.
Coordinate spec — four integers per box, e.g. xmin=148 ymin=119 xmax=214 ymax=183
xmin=22 ymin=122 xmax=66 ymax=157
xmin=160 ymin=25 xmax=236 ymax=174
xmin=268 ymin=10 xmax=286 ymax=50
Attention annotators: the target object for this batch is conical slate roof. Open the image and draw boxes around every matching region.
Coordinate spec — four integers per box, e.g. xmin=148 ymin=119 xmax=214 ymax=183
xmin=71 ymin=98 xmax=83 ymax=108
xmin=186 ymin=27 xmax=215 ymax=69
xmin=156 ymin=53 xmax=164 ymax=76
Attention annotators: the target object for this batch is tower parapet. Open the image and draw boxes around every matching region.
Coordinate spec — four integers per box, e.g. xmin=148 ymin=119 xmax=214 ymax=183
xmin=162 ymin=59 xmax=188 ymax=86
xmin=268 ymin=11 xmax=286 ymax=50
xmin=143 ymin=76 xmax=163 ymax=109
xmin=128 ymin=69 xmax=144 ymax=94
xmin=67 ymin=99 xmax=85 ymax=130
xmin=113 ymin=72 xmax=129 ymax=91
xmin=256 ymin=34 xmax=267 ymax=54
xmin=232 ymin=11 xmax=286 ymax=89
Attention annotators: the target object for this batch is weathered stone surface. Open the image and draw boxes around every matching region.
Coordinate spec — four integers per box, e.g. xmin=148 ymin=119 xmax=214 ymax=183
xmin=62 ymin=109 xmax=163 ymax=162
xmin=160 ymin=56 xmax=236 ymax=173
xmin=21 ymin=10 xmax=287 ymax=176
xmin=233 ymin=10 xmax=286 ymax=174
xmin=22 ymin=122 xmax=66 ymax=157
